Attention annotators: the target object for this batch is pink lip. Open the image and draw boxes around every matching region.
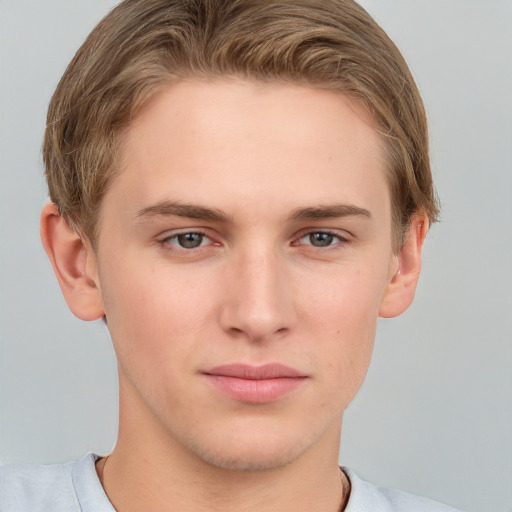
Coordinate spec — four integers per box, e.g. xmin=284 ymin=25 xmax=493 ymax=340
xmin=203 ymin=364 xmax=308 ymax=404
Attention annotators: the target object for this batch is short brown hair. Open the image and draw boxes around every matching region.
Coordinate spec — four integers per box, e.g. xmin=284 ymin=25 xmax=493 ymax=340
xmin=43 ymin=0 xmax=439 ymax=248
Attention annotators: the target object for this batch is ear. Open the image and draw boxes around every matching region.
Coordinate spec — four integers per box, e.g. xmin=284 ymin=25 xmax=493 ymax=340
xmin=379 ymin=214 xmax=429 ymax=318
xmin=40 ymin=202 xmax=105 ymax=321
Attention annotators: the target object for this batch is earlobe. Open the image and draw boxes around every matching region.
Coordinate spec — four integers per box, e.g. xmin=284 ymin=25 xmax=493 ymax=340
xmin=379 ymin=215 xmax=429 ymax=318
xmin=40 ymin=203 xmax=105 ymax=321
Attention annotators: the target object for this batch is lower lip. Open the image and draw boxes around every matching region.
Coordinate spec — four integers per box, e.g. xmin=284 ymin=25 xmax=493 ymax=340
xmin=204 ymin=375 xmax=307 ymax=404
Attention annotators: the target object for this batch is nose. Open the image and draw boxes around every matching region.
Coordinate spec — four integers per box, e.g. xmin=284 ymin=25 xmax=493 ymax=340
xmin=219 ymin=247 xmax=298 ymax=343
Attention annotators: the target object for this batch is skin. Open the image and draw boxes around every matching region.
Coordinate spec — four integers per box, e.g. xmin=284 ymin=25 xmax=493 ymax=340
xmin=41 ymin=79 xmax=427 ymax=512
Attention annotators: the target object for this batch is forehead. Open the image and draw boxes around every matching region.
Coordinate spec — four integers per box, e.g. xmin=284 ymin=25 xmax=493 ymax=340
xmin=108 ymin=79 xmax=389 ymax=225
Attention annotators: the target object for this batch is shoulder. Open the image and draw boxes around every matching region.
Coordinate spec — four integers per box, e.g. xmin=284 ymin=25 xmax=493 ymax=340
xmin=0 ymin=454 xmax=109 ymax=512
xmin=0 ymin=458 xmax=78 ymax=512
xmin=342 ymin=467 xmax=465 ymax=512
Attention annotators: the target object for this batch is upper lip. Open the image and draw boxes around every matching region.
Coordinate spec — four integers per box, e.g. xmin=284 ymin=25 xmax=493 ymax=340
xmin=204 ymin=363 xmax=307 ymax=380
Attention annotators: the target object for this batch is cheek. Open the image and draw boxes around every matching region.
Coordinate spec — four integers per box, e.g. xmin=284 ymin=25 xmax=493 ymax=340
xmin=99 ymin=260 xmax=218 ymax=370
xmin=304 ymin=262 xmax=387 ymax=335
xmin=300 ymin=264 xmax=387 ymax=402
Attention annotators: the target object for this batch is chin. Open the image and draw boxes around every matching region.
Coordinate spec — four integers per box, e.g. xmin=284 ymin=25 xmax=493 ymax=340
xmin=198 ymin=446 xmax=304 ymax=473
xmin=187 ymin=431 xmax=314 ymax=473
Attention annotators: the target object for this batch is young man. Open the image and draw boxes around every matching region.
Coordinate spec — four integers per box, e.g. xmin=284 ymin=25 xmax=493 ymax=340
xmin=0 ymin=1 xmax=464 ymax=511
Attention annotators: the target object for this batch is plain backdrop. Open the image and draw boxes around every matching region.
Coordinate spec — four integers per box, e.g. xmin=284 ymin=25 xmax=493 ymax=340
xmin=0 ymin=2 xmax=511 ymax=512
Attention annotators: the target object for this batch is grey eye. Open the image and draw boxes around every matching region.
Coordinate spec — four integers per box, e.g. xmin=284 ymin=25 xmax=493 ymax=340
xmin=308 ymin=232 xmax=335 ymax=247
xmin=176 ymin=233 xmax=205 ymax=248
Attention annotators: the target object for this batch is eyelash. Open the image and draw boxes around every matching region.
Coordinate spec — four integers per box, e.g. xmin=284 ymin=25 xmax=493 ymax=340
xmin=294 ymin=230 xmax=349 ymax=249
xmin=159 ymin=229 xmax=350 ymax=254
xmin=159 ymin=230 xmax=214 ymax=252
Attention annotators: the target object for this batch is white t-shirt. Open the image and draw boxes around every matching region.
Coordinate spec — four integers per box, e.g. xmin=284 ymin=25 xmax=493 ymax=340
xmin=0 ymin=454 xmax=464 ymax=511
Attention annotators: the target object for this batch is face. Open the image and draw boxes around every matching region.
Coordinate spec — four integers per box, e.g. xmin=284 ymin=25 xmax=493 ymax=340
xmin=91 ymin=79 xmax=400 ymax=471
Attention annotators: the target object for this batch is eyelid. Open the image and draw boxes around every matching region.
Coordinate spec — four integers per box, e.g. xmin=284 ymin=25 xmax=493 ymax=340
xmin=158 ymin=228 xmax=219 ymax=252
xmin=293 ymin=228 xmax=351 ymax=245
xmin=156 ymin=227 xmax=351 ymax=253
xmin=160 ymin=227 xmax=204 ymax=238
xmin=157 ymin=224 xmax=214 ymax=237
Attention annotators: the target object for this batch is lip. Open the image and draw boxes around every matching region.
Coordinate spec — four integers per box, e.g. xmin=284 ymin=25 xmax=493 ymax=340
xmin=202 ymin=364 xmax=308 ymax=404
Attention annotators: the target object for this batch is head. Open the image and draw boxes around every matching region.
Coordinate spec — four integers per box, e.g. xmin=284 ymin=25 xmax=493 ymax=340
xmin=40 ymin=0 xmax=437 ymax=474
xmin=43 ymin=0 xmax=438 ymax=251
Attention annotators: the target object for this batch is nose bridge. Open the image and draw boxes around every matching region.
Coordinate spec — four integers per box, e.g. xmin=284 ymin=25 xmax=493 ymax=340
xmin=220 ymin=240 xmax=296 ymax=341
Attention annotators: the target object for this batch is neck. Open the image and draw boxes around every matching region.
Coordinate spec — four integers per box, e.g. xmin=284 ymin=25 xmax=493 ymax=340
xmin=98 ymin=449 xmax=349 ymax=512
xmin=97 ymin=380 xmax=350 ymax=512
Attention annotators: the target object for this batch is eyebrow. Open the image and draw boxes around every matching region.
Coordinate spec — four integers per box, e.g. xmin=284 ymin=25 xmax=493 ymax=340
xmin=289 ymin=204 xmax=372 ymax=221
xmin=134 ymin=201 xmax=371 ymax=223
xmin=134 ymin=201 xmax=232 ymax=223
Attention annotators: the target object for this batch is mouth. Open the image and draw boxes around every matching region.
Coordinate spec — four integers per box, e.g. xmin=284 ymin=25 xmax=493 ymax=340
xmin=202 ymin=363 xmax=308 ymax=404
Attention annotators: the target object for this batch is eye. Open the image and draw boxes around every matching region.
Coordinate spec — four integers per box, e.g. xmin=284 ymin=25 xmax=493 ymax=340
xmin=297 ymin=231 xmax=347 ymax=248
xmin=165 ymin=232 xmax=210 ymax=249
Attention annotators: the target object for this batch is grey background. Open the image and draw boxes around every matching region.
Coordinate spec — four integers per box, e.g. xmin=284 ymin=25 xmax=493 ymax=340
xmin=0 ymin=1 xmax=510 ymax=511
